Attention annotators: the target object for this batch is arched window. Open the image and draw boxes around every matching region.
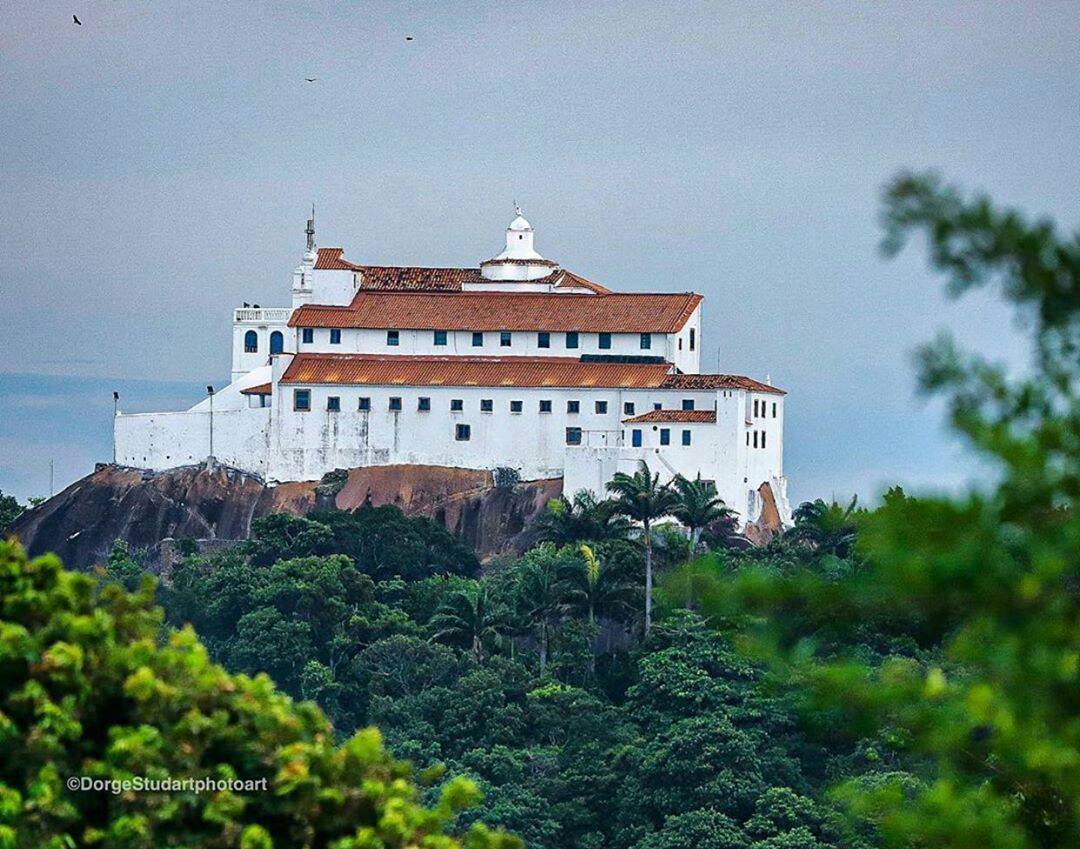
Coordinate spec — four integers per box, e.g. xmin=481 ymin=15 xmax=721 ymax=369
xmin=244 ymin=330 xmax=258 ymax=353
xmin=270 ymin=330 xmax=284 ymax=354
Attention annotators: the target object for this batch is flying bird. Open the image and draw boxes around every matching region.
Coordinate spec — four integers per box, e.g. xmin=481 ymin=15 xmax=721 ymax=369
xmin=304 ymin=77 xmax=317 ymax=83
xmin=73 ymin=14 xmax=82 ymax=25
xmin=405 ymin=36 xmax=414 ymax=41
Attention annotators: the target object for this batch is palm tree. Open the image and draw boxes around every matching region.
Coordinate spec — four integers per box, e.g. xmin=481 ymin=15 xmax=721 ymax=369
xmin=429 ymin=585 xmax=504 ymax=664
xmin=606 ymin=460 xmax=677 ymax=636
xmin=787 ymin=496 xmax=861 ymax=557
xmin=560 ymin=543 xmax=636 ymax=627
xmin=671 ymin=474 xmax=733 ymax=552
xmin=560 ymin=544 xmax=636 ymax=674
xmin=537 ymin=490 xmax=632 ymax=546
xmin=516 ymin=556 xmax=564 ymax=677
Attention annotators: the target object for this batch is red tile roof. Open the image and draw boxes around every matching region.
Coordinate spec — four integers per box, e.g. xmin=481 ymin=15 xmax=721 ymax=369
xmin=624 ymin=409 xmax=717 ymax=424
xmin=315 ymin=247 xmax=364 ymax=271
xmin=661 ymin=373 xmax=785 ymax=395
xmin=289 ymin=290 xmax=702 ymax=333
xmin=280 ymin=354 xmax=674 ymax=388
xmin=240 ymin=382 xmax=272 ymax=395
xmin=554 ymin=270 xmax=611 ymax=295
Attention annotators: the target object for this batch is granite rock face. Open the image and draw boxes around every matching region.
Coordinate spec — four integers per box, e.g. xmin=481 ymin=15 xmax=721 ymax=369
xmin=12 ymin=463 xmax=562 ymax=570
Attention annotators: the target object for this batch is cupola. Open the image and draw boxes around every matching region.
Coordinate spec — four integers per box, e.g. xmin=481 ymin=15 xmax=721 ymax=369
xmin=479 ymin=206 xmax=559 ymax=282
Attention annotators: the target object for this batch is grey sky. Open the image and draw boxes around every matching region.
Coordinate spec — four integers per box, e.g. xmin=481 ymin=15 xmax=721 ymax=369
xmin=1 ymin=1 xmax=1078 ymax=502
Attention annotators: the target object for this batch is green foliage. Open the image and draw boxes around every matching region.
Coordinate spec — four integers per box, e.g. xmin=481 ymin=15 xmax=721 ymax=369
xmin=246 ymin=505 xmax=479 ymax=579
xmin=680 ymin=172 xmax=1080 ymax=849
xmin=0 ymin=490 xmax=24 ymax=533
xmin=607 ymin=461 xmax=679 ymax=635
xmin=537 ymin=490 xmax=632 ymax=547
xmin=0 ymin=540 xmax=518 ymax=849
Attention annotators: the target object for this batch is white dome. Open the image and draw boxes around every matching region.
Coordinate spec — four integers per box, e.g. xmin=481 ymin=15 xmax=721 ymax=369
xmin=508 ymin=213 xmax=532 ymax=232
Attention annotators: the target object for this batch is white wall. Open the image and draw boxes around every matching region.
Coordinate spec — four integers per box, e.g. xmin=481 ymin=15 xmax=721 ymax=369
xmin=264 ymin=383 xmax=720 ymax=483
xmin=298 ymin=327 xmax=676 ymax=361
xmin=115 ymin=407 xmax=272 ymax=474
xmin=563 ymin=386 xmax=786 ymax=525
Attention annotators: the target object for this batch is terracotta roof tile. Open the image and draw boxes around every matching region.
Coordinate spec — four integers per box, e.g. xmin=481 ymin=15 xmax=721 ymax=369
xmin=315 ymin=247 xmax=363 ymax=271
xmin=661 ymin=373 xmax=785 ymax=395
xmin=289 ymin=290 xmax=702 ymax=333
xmin=554 ymin=270 xmax=612 ymax=295
xmin=624 ymin=409 xmax=717 ymax=424
xmin=240 ymin=382 xmax=272 ymax=395
xmin=280 ymin=354 xmax=674 ymax=389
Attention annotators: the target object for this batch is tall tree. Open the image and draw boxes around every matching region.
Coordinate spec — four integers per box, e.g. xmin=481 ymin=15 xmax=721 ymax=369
xmin=537 ymin=490 xmax=631 ymax=546
xmin=516 ymin=551 xmax=565 ymax=676
xmin=671 ymin=475 xmax=732 ymax=551
xmin=607 ymin=460 xmax=677 ymax=636
xmin=430 ymin=583 xmax=506 ymax=664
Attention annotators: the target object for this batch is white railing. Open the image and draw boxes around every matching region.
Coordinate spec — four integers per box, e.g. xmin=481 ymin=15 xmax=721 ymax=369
xmin=234 ymin=307 xmax=291 ymax=323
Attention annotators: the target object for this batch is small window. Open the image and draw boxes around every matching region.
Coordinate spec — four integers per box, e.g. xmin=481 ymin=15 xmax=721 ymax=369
xmin=595 ymin=400 xmax=608 ymax=414
xmin=660 ymin=428 xmax=671 ymax=446
xmin=510 ymin=400 xmax=523 ymax=413
xmin=624 ymin=402 xmax=635 ymax=416
xmin=472 ymin=332 xmax=484 ymax=347
xmin=434 ymin=330 xmax=448 ymax=346
xmin=302 ymin=328 xmax=314 ymax=344
xmin=293 ymin=389 xmax=310 ymax=411
xmin=639 ymin=333 xmax=651 ymax=350
xmin=358 ymin=397 xmax=371 ymax=411
xmin=500 ymin=331 xmax=512 ymax=347
xmin=565 ymin=427 xmax=583 ymax=446
xmin=455 ymin=423 xmax=471 ymax=441
xmin=244 ymin=330 xmax=258 ymax=353
xmin=539 ymin=400 xmax=552 ymax=413
xmin=678 ymin=338 xmax=683 ymax=351
xmin=327 ymin=396 xmax=340 ymax=412
xmin=538 ymin=331 xmax=550 ymax=349
xmin=567 ymin=400 xmax=580 ymax=414
xmin=682 ymin=399 xmax=695 ymax=411
xmin=631 ymin=429 xmax=643 ymax=448
xmin=753 ymin=399 xmax=759 ymax=417
xmin=270 ymin=331 xmax=284 ymax=354
xmin=689 ymin=328 xmax=696 ymax=351
xmin=451 ymin=399 xmax=464 ymax=412
xmin=762 ymin=431 xmax=767 ymax=449
xmin=566 ymin=331 xmax=579 ymax=349
xmin=747 ymin=431 xmax=750 ymax=446
xmin=681 ymin=429 xmax=691 ymax=446
xmin=753 ymin=431 xmax=759 ymax=448
xmin=481 ymin=399 xmax=493 ymax=412
xmin=418 ymin=397 xmax=431 ymax=411
xmin=389 ymin=397 xmax=403 ymax=411
xmin=387 ymin=330 xmax=399 ymax=346
xmin=330 ymin=329 xmax=342 ymax=345
xmin=772 ymin=402 xmax=777 ymax=418
xmin=654 ymin=402 xmax=662 ymax=410
xmin=598 ymin=332 xmax=612 ymax=350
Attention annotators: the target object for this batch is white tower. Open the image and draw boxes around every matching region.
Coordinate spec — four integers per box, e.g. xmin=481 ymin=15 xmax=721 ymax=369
xmin=478 ymin=206 xmax=559 ymax=284
xmin=290 ymin=208 xmax=318 ymax=308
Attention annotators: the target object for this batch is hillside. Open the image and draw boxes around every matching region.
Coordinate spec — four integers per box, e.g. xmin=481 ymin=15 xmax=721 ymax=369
xmin=12 ymin=462 xmax=561 ymax=570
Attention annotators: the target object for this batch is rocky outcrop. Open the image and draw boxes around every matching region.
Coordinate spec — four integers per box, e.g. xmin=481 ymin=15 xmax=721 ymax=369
xmin=11 ymin=463 xmax=562 ymax=571
xmin=743 ymin=480 xmax=785 ymax=546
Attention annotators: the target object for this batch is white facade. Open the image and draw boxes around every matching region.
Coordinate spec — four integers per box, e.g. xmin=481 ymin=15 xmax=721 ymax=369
xmin=115 ymin=209 xmax=789 ymax=525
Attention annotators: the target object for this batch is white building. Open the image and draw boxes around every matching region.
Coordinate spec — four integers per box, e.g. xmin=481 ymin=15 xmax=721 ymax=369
xmin=115 ymin=209 xmax=790 ymax=525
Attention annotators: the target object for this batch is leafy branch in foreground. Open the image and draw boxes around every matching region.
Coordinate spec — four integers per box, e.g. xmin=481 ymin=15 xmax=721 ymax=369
xmin=671 ymin=172 xmax=1080 ymax=849
xmin=0 ymin=540 xmax=519 ymax=849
